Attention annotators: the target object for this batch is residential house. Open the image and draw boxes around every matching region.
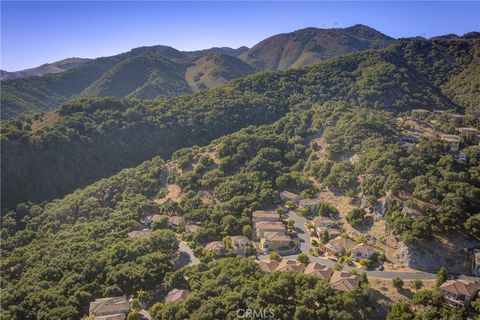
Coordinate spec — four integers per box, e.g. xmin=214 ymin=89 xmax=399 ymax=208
xmin=260 ymin=232 xmax=291 ymax=251
xmin=330 ymin=271 xmax=361 ymax=292
xmin=185 ymin=223 xmax=199 ymax=233
xmin=204 ymin=241 xmax=226 ymax=255
xmin=350 ymin=243 xmax=376 ymax=262
xmin=325 ymin=237 xmax=355 ymax=256
xmin=440 ymin=134 xmax=460 ymax=152
xmin=280 ymin=191 xmax=301 ymax=204
xmin=439 ymin=279 xmax=480 ymax=307
xmin=127 ymin=229 xmax=152 ymax=239
xmin=89 ymin=296 xmax=130 ymax=320
xmin=304 ymin=263 xmax=332 ymax=280
xmin=275 ymin=259 xmax=305 ymax=272
xmin=230 ymin=236 xmax=251 ymax=255
xmin=254 ymin=221 xmax=286 ymax=239
xmin=313 ymin=216 xmax=337 ymax=228
xmin=165 ymin=289 xmax=191 ymax=304
xmin=252 ymin=210 xmax=280 ymax=222
xmin=168 ymin=216 xmax=183 ymax=229
xmin=256 ymin=259 xmax=280 ymax=274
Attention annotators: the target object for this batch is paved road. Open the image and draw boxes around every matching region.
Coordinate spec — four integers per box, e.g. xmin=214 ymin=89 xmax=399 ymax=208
xmin=174 ymin=240 xmax=200 ymax=270
xmin=282 ymin=211 xmax=479 ymax=281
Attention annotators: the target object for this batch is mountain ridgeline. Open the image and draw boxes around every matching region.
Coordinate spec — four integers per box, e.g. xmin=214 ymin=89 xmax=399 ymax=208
xmin=240 ymin=24 xmax=394 ymax=70
xmin=1 ymin=24 xmax=395 ymax=119
xmin=0 ymin=46 xmax=255 ymax=119
xmin=2 ymin=37 xmax=479 ymax=210
xmin=0 ymin=57 xmax=90 ymax=80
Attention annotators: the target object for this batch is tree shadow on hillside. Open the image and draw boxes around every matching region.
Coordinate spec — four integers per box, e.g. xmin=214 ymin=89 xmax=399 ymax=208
xmin=352 ymin=216 xmax=374 ymax=232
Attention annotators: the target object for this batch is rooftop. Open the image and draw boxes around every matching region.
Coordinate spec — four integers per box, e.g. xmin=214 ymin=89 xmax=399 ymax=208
xmin=304 ymin=263 xmax=332 ymax=280
xmin=439 ymin=279 xmax=480 ymax=297
xmin=275 ymin=259 xmax=305 ymax=272
xmin=230 ymin=235 xmax=250 ymax=246
xmin=351 ymin=243 xmax=376 ymax=256
xmin=204 ymin=241 xmax=225 ymax=251
xmin=165 ymin=289 xmax=191 ymax=303
xmin=262 ymin=232 xmax=291 ymax=242
xmin=168 ymin=215 xmax=182 ymax=226
xmin=254 ymin=221 xmax=286 ymax=231
xmin=252 ymin=210 xmax=279 ymax=221
xmin=326 ymin=237 xmax=355 ymax=251
xmin=330 ymin=271 xmax=360 ymax=292
xmin=127 ymin=229 xmax=152 ymax=239
xmin=256 ymin=259 xmax=280 ymax=273
xmin=89 ymin=296 xmax=130 ymax=316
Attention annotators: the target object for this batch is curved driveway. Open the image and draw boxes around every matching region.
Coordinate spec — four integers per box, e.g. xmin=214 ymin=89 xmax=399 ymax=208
xmin=174 ymin=240 xmax=200 ymax=270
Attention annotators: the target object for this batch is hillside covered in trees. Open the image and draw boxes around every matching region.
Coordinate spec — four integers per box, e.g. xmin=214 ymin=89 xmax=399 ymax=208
xmin=240 ymin=24 xmax=394 ymax=70
xmin=2 ymin=37 xmax=479 ymax=211
xmin=0 ymin=24 xmax=395 ymax=119
xmin=0 ymin=46 xmax=255 ymax=119
xmin=2 ymin=99 xmax=479 ymax=319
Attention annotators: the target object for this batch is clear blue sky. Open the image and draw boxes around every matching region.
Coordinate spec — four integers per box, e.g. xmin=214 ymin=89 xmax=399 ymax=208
xmin=1 ymin=1 xmax=479 ymax=71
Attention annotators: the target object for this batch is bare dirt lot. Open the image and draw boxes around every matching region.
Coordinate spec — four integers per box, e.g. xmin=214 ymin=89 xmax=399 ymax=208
xmin=154 ymin=184 xmax=182 ymax=204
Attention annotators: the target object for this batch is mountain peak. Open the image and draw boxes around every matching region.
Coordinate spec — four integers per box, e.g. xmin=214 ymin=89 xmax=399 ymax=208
xmin=240 ymin=24 xmax=394 ymax=70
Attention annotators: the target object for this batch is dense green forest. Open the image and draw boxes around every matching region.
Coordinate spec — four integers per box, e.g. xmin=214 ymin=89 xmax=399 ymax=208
xmin=151 ymin=258 xmax=372 ymax=320
xmin=3 ymin=38 xmax=479 ymax=211
xmin=164 ymin=102 xmax=479 ymax=246
xmin=2 ymin=101 xmax=478 ymax=319
xmin=1 ymin=157 xmax=180 ymax=319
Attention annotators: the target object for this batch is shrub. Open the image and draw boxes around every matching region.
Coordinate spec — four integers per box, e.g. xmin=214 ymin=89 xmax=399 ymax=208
xmin=297 ymin=253 xmax=310 ymax=264
xmin=392 ymin=277 xmax=404 ymax=290
xmin=296 ymin=207 xmax=310 ymax=216
xmin=346 ymin=208 xmax=366 ymax=226
xmin=316 ymin=202 xmax=339 ymax=217
xmin=269 ymin=252 xmax=281 ymax=261
xmin=359 ymin=258 xmax=373 ymax=268
xmin=411 ymin=279 xmax=424 ymax=290
xmin=435 ymin=267 xmax=447 ymax=288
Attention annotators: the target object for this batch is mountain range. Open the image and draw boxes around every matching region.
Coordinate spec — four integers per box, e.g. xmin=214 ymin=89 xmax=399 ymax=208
xmin=2 ymin=34 xmax=479 ymax=210
xmin=1 ymin=24 xmax=395 ymax=119
xmin=0 ymin=57 xmax=89 ymax=81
